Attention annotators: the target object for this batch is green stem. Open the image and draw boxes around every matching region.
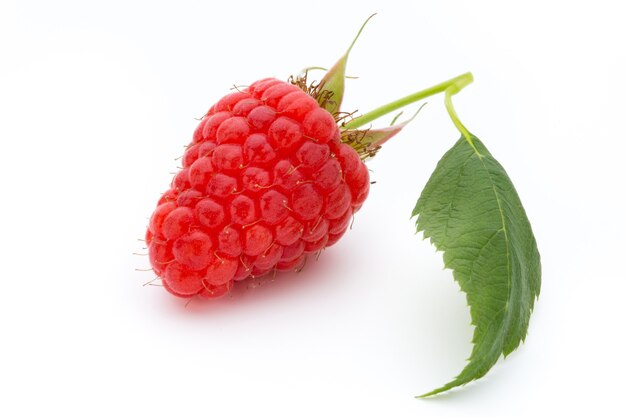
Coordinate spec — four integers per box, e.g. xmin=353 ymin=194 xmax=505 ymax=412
xmin=444 ymin=89 xmax=473 ymax=144
xmin=342 ymin=72 xmax=474 ymax=130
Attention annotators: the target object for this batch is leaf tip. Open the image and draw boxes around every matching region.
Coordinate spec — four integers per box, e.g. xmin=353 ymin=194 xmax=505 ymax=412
xmin=417 ymin=384 xmax=453 ymax=398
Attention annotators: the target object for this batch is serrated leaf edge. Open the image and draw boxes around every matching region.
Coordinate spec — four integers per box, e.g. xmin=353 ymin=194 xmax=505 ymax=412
xmin=413 ymin=137 xmax=540 ymax=398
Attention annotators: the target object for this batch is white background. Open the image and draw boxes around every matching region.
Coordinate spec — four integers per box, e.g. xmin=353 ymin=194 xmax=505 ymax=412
xmin=1 ymin=0 xmax=625 ymax=415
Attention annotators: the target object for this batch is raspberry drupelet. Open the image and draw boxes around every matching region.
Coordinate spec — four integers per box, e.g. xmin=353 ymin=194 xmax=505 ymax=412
xmin=146 ymin=79 xmax=370 ymax=298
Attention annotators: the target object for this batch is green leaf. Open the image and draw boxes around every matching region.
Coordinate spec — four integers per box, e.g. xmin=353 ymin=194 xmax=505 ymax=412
xmin=413 ymin=135 xmax=541 ymax=397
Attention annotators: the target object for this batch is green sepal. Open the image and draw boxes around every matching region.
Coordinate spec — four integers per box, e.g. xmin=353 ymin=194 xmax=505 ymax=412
xmin=341 ymin=106 xmax=423 ymax=156
xmin=317 ymin=14 xmax=375 ymax=114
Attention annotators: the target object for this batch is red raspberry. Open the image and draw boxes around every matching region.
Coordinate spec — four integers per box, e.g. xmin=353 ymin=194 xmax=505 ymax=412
xmin=146 ymin=79 xmax=369 ymax=299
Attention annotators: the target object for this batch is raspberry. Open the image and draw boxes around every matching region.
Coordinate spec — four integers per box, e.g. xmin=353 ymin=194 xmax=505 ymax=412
xmin=146 ymin=79 xmax=369 ymax=299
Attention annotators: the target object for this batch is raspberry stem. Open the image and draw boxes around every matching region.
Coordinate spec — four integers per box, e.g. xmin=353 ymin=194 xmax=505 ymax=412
xmin=341 ymin=72 xmax=474 ymax=130
xmin=444 ymin=87 xmax=475 ymax=150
